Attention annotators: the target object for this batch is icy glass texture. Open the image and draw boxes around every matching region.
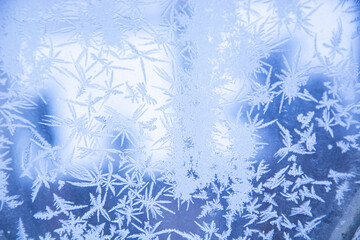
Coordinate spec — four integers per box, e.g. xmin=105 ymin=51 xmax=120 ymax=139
xmin=0 ymin=0 xmax=360 ymax=239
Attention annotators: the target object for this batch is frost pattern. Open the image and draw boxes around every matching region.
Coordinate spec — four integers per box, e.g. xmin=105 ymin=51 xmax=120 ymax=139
xmin=0 ymin=0 xmax=360 ymax=239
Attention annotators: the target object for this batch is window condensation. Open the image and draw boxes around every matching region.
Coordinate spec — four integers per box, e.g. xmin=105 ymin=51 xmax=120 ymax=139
xmin=0 ymin=0 xmax=360 ymax=239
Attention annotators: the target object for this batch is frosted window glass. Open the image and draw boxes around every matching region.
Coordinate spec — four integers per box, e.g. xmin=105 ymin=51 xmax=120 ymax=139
xmin=0 ymin=0 xmax=360 ymax=239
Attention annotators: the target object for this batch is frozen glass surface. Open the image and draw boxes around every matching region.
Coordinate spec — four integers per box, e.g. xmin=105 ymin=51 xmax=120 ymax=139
xmin=0 ymin=0 xmax=360 ymax=239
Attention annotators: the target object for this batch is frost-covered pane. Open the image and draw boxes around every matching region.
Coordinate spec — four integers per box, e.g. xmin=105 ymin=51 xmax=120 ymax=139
xmin=0 ymin=0 xmax=360 ymax=239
